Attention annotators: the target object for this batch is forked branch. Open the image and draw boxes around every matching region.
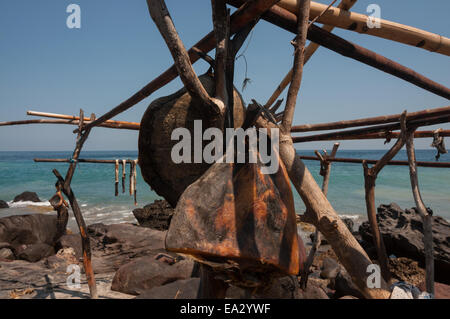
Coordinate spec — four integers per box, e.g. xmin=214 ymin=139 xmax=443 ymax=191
xmin=147 ymin=0 xmax=224 ymax=116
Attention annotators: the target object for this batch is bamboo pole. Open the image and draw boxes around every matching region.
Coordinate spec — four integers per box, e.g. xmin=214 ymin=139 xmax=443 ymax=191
xmin=265 ymin=0 xmax=358 ymax=108
xmin=0 ymin=118 xmax=140 ymax=130
xmin=298 ymin=156 xmax=450 ymax=168
xmin=292 ymin=114 xmax=450 ymax=143
xmin=291 ymin=106 xmax=450 ymax=133
xmin=227 ymin=1 xmax=450 ymax=100
xmin=278 ymin=0 xmax=450 ymax=56
xmin=27 ymin=111 xmax=140 ymax=128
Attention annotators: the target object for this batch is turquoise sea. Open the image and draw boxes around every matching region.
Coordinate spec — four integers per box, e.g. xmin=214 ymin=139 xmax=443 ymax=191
xmin=0 ymin=150 xmax=449 ymax=230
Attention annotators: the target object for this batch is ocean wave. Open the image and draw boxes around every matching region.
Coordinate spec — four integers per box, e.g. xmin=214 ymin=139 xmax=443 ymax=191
xmin=7 ymin=200 xmax=51 ymax=208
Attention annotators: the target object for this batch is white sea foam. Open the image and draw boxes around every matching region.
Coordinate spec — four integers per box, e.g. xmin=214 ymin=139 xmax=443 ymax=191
xmin=7 ymin=200 xmax=52 ymax=208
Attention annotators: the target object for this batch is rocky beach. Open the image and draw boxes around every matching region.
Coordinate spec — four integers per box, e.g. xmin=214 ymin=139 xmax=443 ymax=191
xmin=1 ymin=194 xmax=449 ymax=299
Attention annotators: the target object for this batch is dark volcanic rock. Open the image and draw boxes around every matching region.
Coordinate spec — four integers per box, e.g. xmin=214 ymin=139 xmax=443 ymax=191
xmin=0 ymin=214 xmax=58 ymax=258
xmin=342 ymin=218 xmax=354 ymax=233
xmin=359 ymin=203 xmax=450 ymax=284
xmin=86 ymin=223 xmax=167 ymax=274
xmin=17 ymin=243 xmax=55 ymax=262
xmin=136 ymin=278 xmax=201 ymax=299
xmin=111 ymin=254 xmax=195 ymax=295
xmin=13 ymin=192 xmax=41 ymax=203
xmin=132 ymin=200 xmax=174 ymax=231
xmin=0 ymin=200 xmax=8 ymax=209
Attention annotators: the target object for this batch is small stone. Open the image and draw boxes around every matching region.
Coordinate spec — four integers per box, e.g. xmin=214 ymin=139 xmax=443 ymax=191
xmin=0 ymin=248 xmax=14 ymax=260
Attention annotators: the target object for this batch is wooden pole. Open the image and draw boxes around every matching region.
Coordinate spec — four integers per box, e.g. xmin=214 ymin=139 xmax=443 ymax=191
xmin=34 ymin=158 xmax=137 ymax=164
xmin=54 ymin=110 xmax=98 ymax=299
xmin=76 ymin=0 xmax=282 ymax=134
xmin=27 ymin=111 xmax=140 ymax=128
xmin=115 ymin=160 xmax=119 ymax=197
xmin=292 ymin=114 xmax=450 ymax=143
xmin=0 ymin=118 xmax=139 ymax=130
xmin=300 ymin=142 xmax=339 ymax=289
xmin=121 ymin=159 xmax=127 ymax=193
xmin=362 ymin=112 xmax=407 ymax=282
xmin=298 ymin=156 xmax=450 ymax=168
xmin=280 ymin=0 xmax=311 ymax=134
xmin=228 ymin=1 xmax=450 ymax=100
xmin=252 ymin=105 xmax=390 ymax=299
xmin=264 ymin=0 xmax=358 ymax=108
xmin=278 ymin=0 xmax=450 ymax=56
xmin=291 ymin=106 xmax=450 ymax=133
xmin=292 ymin=129 xmax=450 ymax=142
xmin=404 ymin=129 xmax=435 ymax=294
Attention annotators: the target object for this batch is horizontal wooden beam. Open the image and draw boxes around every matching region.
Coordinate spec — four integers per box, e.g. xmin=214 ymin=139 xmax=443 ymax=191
xmin=27 ymin=111 xmax=140 ymax=128
xmin=0 ymin=119 xmax=139 ymax=130
xmin=299 ymin=156 xmax=450 ymax=168
xmin=293 ymin=129 xmax=450 ymax=142
xmin=34 ymin=158 xmax=138 ymax=164
xmin=291 ymin=106 xmax=450 ymax=133
xmin=292 ymin=114 xmax=450 ymax=143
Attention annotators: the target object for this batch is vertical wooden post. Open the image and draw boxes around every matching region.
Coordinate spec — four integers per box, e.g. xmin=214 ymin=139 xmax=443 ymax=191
xmin=51 ymin=110 xmax=98 ymax=299
xmin=300 ymin=142 xmax=339 ymax=288
xmin=361 ymin=112 xmax=408 ymax=283
xmin=405 ymin=129 xmax=435 ymax=295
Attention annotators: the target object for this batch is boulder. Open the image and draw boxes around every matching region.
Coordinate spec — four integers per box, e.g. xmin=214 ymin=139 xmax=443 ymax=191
xmin=132 ymin=200 xmax=174 ymax=231
xmin=0 ymin=214 xmax=58 ymax=255
xmin=342 ymin=218 xmax=354 ymax=233
xmin=136 ymin=278 xmax=201 ymax=299
xmin=111 ymin=254 xmax=195 ymax=295
xmin=359 ymin=203 xmax=450 ymax=284
xmin=13 ymin=192 xmax=41 ymax=203
xmin=0 ymin=200 xmax=8 ymax=209
xmin=65 ymin=223 xmax=167 ymax=274
xmin=17 ymin=243 xmax=55 ymax=262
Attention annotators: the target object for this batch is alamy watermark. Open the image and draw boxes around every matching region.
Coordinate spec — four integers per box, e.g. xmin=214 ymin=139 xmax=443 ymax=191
xmin=366 ymin=264 xmax=381 ymax=289
xmin=66 ymin=264 xmax=81 ymax=289
xmin=66 ymin=4 xmax=81 ymax=29
xmin=366 ymin=4 xmax=381 ymax=29
xmin=171 ymin=120 xmax=280 ymax=174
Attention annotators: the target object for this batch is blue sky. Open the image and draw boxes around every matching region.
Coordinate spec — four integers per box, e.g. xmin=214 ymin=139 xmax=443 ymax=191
xmin=0 ymin=0 xmax=449 ymax=151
